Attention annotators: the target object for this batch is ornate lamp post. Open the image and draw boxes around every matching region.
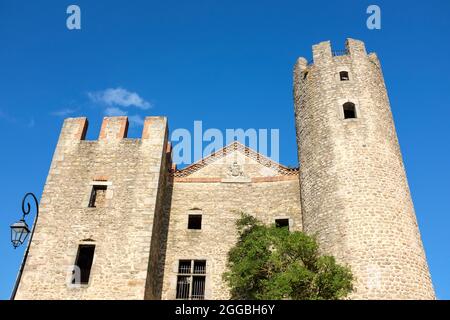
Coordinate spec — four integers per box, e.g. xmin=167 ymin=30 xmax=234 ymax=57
xmin=10 ymin=192 xmax=39 ymax=300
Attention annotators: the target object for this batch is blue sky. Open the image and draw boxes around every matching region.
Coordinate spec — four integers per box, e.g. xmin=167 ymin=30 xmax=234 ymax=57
xmin=1 ymin=0 xmax=449 ymax=299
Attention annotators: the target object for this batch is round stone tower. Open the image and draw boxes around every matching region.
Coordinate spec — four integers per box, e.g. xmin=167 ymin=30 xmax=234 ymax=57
xmin=293 ymin=38 xmax=434 ymax=299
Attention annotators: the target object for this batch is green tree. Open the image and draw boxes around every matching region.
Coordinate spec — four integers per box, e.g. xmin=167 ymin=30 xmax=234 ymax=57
xmin=223 ymin=213 xmax=353 ymax=300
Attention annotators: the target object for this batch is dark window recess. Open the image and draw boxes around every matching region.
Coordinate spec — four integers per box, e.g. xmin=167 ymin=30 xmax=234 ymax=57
xmin=176 ymin=276 xmax=190 ymax=299
xmin=303 ymin=71 xmax=308 ymax=80
xmin=73 ymin=245 xmax=95 ymax=285
xmin=191 ymin=276 xmax=206 ymax=300
xmin=275 ymin=219 xmax=290 ymax=230
xmin=188 ymin=215 xmax=202 ymax=230
xmin=193 ymin=260 xmax=206 ymax=274
xmin=176 ymin=260 xmax=206 ymax=300
xmin=178 ymin=260 xmax=192 ymax=274
xmin=340 ymin=71 xmax=350 ymax=81
xmin=343 ymin=102 xmax=357 ymax=119
xmin=88 ymin=185 xmax=107 ymax=208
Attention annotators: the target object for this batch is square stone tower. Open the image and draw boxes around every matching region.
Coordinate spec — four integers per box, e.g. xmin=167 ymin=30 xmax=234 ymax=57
xmin=14 ymin=116 xmax=170 ymax=299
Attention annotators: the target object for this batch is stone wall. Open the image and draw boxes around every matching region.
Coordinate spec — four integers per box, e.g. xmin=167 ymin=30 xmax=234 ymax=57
xmin=293 ymin=38 xmax=435 ymax=299
xmin=160 ymin=148 xmax=302 ymax=299
xmin=14 ymin=38 xmax=435 ymax=301
xmin=15 ymin=116 xmax=168 ymax=300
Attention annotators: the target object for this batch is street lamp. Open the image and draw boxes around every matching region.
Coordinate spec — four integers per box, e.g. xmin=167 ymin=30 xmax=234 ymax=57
xmin=10 ymin=192 xmax=39 ymax=300
xmin=10 ymin=219 xmax=30 ymax=249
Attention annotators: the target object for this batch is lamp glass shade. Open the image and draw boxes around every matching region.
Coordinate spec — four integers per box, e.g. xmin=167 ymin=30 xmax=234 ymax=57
xmin=10 ymin=220 xmax=30 ymax=249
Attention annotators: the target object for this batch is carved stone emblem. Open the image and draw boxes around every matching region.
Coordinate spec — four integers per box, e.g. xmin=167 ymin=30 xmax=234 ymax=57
xmin=222 ymin=161 xmax=250 ymax=183
xmin=229 ymin=161 xmax=244 ymax=177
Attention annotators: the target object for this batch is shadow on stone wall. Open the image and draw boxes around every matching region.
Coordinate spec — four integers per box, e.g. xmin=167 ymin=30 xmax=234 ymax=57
xmin=145 ymin=172 xmax=173 ymax=299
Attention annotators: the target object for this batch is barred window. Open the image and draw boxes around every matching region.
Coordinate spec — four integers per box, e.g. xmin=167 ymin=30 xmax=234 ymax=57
xmin=176 ymin=260 xmax=206 ymax=300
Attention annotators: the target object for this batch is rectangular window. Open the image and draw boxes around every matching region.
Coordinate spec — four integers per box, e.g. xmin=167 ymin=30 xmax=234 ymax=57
xmin=88 ymin=185 xmax=107 ymax=208
xmin=178 ymin=260 xmax=192 ymax=274
xmin=176 ymin=260 xmax=206 ymax=300
xmin=176 ymin=276 xmax=190 ymax=299
xmin=275 ymin=218 xmax=290 ymax=230
xmin=339 ymin=71 xmax=350 ymax=81
xmin=73 ymin=245 xmax=95 ymax=285
xmin=193 ymin=260 xmax=206 ymax=274
xmin=343 ymin=102 xmax=357 ymax=119
xmin=188 ymin=214 xmax=202 ymax=230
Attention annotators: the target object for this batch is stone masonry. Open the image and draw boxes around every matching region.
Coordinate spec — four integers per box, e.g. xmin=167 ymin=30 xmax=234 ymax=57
xmin=15 ymin=116 xmax=169 ymax=299
xmin=293 ymin=39 xmax=434 ymax=299
xmin=14 ymin=38 xmax=435 ymax=300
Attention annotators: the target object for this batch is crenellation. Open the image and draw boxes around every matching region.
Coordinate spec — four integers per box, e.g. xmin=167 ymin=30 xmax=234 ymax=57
xmin=14 ymin=38 xmax=434 ymax=300
xmin=99 ymin=116 xmax=129 ymax=141
xmin=345 ymin=38 xmax=367 ymax=56
xmin=294 ymin=38 xmax=435 ymax=299
xmin=312 ymin=40 xmax=332 ymax=65
xmin=59 ymin=117 xmax=88 ymax=142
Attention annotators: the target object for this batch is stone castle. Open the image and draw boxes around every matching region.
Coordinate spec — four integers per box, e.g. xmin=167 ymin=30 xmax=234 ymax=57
xmin=15 ymin=39 xmax=435 ymax=300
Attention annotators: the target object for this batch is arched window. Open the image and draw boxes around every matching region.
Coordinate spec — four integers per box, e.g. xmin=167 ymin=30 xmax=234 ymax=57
xmin=343 ymin=102 xmax=357 ymax=119
xmin=339 ymin=71 xmax=350 ymax=81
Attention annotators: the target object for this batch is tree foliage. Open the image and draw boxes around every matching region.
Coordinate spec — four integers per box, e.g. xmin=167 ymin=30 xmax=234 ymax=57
xmin=223 ymin=213 xmax=353 ymax=300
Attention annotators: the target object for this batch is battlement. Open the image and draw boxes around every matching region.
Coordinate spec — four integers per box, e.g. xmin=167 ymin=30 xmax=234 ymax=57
xmin=60 ymin=116 xmax=167 ymax=142
xmin=297 ymin=38 xmax=369 ymax=69
xmin=294 ymin=38 xmax=371 ymax=79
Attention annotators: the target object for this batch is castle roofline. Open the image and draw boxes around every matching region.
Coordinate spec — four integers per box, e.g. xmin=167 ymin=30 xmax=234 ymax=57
xmin=172 ymin=141 xmax=299 ymax=178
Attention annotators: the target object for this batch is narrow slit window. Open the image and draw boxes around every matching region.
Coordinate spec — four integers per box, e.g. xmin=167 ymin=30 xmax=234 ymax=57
xmin=188 ymin=215 xmax=202 ymax=230
xmin=303 ymin=71 xmax=308 ymax=80
xmin=88 ymin=185 xmax=107 ymax=208
xmin=73 ymin=245 xmax=95 ymax=285
xmin=176 ymin=260 xmax=206 ymax=300
xmin=339 ymin=71 xmax=350 ymax=81
xmin=275 ymin=219 xmax=290 ymax=230
xmin=343 ymin=102 xmax=357 ymax=119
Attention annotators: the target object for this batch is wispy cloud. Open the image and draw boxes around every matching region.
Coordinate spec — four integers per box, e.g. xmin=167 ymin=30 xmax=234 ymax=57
xmin=104 ymin=107 xmax=127 ymax=116
xmin=128 ymin=114 xmax=145 ymax=126
xmin=88 ymin=87 xmax=152 ymax=110
xmin=50 ymin=108 xmax=79 ymax=117
xmin=104 ymin=108 xmax=144 ymax=126
xmin=0 ymin=109 xmax=36 ymax=128
xmin=27 ymin=118 xmax=36 ymax=128
xmin=88 ymin=87 xmax=152 ymax=127
xmin=0 ymin=109 xmax=17 ymax=123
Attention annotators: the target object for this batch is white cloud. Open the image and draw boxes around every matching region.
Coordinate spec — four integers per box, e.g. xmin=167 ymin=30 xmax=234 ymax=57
xmin=128 ymin=114 xmax=145 ymax=126
xmin=104 ymin=107 xmax=127 ymax=116
xmin=50 ymin=108 xmax=79 ymax=117
xmin=0 ymin=109 xmax=16 ymax=123
xmin=103 ymin=108 xmax=144 ymax=127
xmin=88 ymin=87 xmax=151 ymax=110
xmin=0 ymin=110 xmax=35 ymax=128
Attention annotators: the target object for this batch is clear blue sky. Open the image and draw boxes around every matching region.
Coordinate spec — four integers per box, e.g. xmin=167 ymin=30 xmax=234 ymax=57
xmin=1 ymin=0 xmax=449 ymax=299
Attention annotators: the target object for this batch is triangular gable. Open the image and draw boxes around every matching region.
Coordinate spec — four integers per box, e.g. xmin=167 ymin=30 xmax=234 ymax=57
xmin=172 ymin=141 xmax=298 ymax=178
